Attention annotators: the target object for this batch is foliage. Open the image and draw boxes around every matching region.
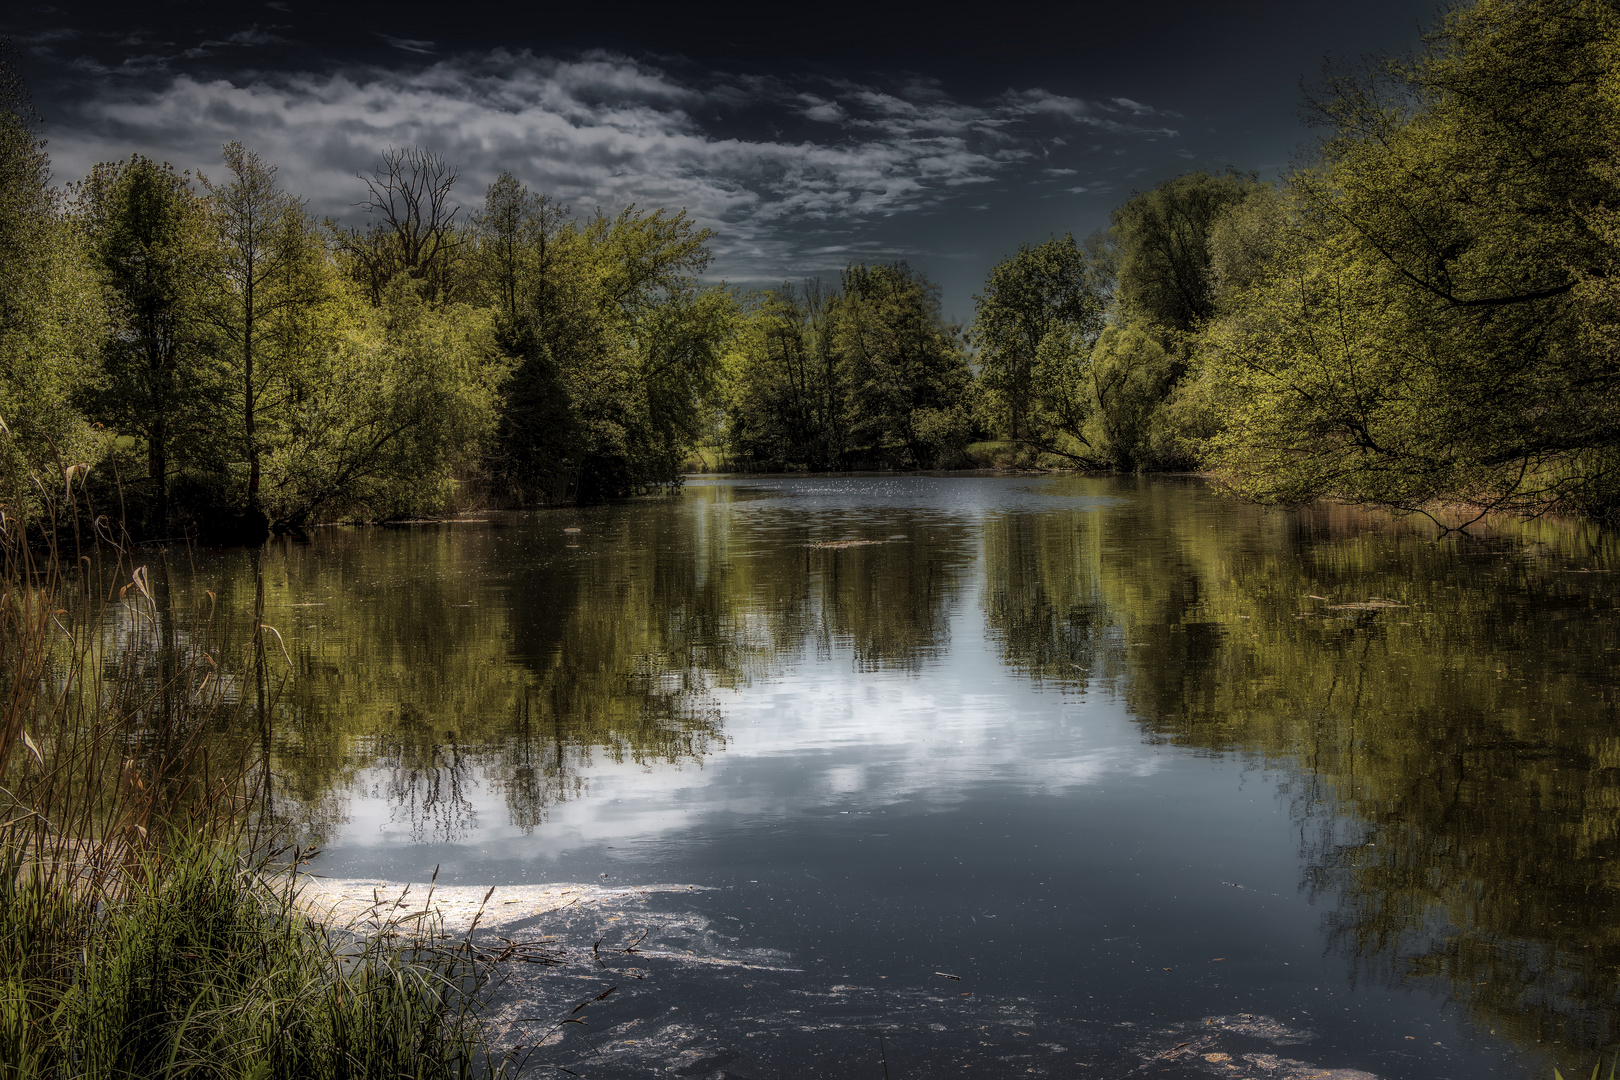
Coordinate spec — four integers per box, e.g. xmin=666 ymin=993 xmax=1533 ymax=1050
xmin=723 ymin=263 xmax=973 ymax=471
xmin=199 ymin=142 xmax=320 ymax=531
xmin=722 ymin=282 xmax=845 ymax=470
xmin=0 ymin=37 xmax=735 ymax=532
xmin=837 ymin=262 xmax=973 ymax=467
xmin=474 ymin=178 xmax=733 ymax=501
xmin=972 ymin=234 xmax=1112 ymax=455
xmin=1082 ymin=322 xmax=1185 ymax=469
xmin=13 ymin=0 xmax=1620 ymax=521
xmin=74 ymin=156 xmax=221 ymax=533
xmin=1203 ymin=0 xmax=1620 ymax=521
xmin=0 ymin=43 xmax=104 ymax=511
xmin=262 ymin=277 xmax=504 ymax=526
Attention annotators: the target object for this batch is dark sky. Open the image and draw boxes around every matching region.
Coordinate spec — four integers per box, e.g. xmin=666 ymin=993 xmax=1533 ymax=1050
xmin=6 ymin=0 xmax=1442 ymax=317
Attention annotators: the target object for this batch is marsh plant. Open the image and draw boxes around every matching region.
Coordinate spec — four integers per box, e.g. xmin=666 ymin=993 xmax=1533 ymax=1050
xmin=0 ymin=487 xmax=521 ymax=1078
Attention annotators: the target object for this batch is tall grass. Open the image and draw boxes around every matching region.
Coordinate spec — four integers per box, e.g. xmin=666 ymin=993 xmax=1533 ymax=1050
xmin=0 ymin=475 xmax=521 ymax=1079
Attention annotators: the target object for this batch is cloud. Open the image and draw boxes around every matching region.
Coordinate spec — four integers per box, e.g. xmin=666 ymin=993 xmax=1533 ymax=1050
xmin=183 ymin=24 xmax=288 ymax=59
xmin=220 ymin=26 xmax=286 ymax=47
xmin=1001 ymin=88 xmax=1179 ymax=136
xmin=44 ymin=49 xmax=1177 ymax=281
xmin=377 ymin=34 xmax=437 ymax=55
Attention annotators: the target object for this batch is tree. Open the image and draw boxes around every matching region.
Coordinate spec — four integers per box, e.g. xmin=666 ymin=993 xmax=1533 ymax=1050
xmin=1206 ymin=0 xmax=1620 ymax=522
xmin=0 ymin=40 xmax=102 ymax=511
xmin=545 ymin=205 xmax=730 ymax=500
xmin=261 ymin=275 xmax=504 ymax=525
xmin=334 ymin=147 xmax=464 ymax=307
xmin=1082 ymin=322 xmax=1181 ymax=469
xmin=837 ymin=262 xmax=972 ymax=467
xmin=200 ymin=142 xmax=321 ymax=532
xmin=471 ymin=175 xmax=576 ymax=502
xmin=1205 ymin=183 xmax=1288 ymax=312
xmin=470 ymin=172 xmax=566 ymax=321
xmin=78 ymin=156 xmax=217 ymax=531
xmin=0 ymin=39 xmax=51 ymax=403
xmin=1112 ymin=171 xmax=1254 ymax=334
xmin=972 ymin=234 xmax=1112 ymax=448
xmin=723 ymin=281 xmax=846 ymax=470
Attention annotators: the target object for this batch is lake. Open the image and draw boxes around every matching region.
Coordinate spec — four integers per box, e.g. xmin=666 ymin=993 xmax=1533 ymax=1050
xmin=184 ymin=474 xmax=1620 ymax=1079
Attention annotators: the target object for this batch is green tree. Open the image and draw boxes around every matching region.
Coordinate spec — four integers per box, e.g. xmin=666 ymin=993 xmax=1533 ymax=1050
xmin=200 ymin=142 xmax=322 ymax=532
xmin=1083 ymin=322 xmax=1183 ymax=468
xmin=1112 ymin=171 xmax=1254 ymax=335
xmin=972 ymin=233 xmax=1112 ymax=450
xmin=469 ymin=173 xmax=575 ymax=503
xmin=78 ymin=156 xmax=218 ymax=531
xmin=0 ymin=41 xmax=102 ymax=511
xmin=1206 ymin=0 xmax=1620 ymax=521
xmin=723 ymin=282 xmax=846 ymax=470
xmin=837 ymin=262 xmax=973 ymax=467
xmin=261 ymin=275 xmax=504 ymax=525
xmin=1205 ymin=183 xmax=1288 ymax=312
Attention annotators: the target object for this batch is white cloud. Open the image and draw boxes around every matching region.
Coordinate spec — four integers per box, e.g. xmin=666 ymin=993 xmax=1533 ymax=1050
xmin=45 ymin=50 xmax=1177 ymax=281
xmin=1001 ymin=88 xmax=1179 ymax=136
xmin=377 ymin=34 xmax=437 ymax=55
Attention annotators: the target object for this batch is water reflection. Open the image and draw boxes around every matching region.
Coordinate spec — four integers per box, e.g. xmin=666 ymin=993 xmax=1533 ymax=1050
xmin=174 ymin=474 xmax=1620 ymax=1068
xmin=1026 ymin=482 xmax=1620 ymax=1059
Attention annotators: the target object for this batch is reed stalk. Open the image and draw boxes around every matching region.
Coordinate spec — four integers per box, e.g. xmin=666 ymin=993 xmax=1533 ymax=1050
xmin=0 ymin=459 xmax=519 ymax=1079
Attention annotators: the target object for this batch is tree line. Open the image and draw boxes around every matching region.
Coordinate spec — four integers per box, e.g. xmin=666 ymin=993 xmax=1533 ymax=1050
xmin=1 ymin=64 xmax=731 ymax=538
xmin=730 ymin=0 xmax=1620 ymax=525
xmin=967 ymin=0 xmax=1620 ymax=524
xmin=3 ymin=0 xmax=1617 ymax=535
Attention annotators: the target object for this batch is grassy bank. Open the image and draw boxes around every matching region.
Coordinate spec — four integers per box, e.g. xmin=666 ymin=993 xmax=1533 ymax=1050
xmin=0 ymin=501 xmax=519 ymax=1078
xmin=0 ymin=843 xmax=507 ymax=1079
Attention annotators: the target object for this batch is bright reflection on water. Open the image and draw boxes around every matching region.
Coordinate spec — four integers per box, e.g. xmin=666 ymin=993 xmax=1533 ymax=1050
xmin=185 ymin=475 xmax=1620 ymax=1078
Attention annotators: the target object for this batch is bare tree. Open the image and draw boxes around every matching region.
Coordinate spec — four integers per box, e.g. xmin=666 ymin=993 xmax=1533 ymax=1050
xmin=337 ymin=146 xmax=464 ymax=305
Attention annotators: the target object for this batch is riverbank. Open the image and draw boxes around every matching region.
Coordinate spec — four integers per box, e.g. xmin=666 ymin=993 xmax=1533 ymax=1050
xmin=0 ymin=525 xmax=523 ymax=1078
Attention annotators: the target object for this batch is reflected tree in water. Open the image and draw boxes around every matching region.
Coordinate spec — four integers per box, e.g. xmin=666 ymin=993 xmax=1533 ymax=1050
xmin=1005 ymin=486 xmax=1620 ymax=1063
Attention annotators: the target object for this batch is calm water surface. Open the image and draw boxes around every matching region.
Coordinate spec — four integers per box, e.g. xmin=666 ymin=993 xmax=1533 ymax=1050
xmin=190 ymin=475 xmax=1620 ymax=1078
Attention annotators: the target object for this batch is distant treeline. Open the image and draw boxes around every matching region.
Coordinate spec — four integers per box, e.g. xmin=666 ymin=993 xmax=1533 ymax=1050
xmin=2 ymin=0 xmax=1617 ymax=535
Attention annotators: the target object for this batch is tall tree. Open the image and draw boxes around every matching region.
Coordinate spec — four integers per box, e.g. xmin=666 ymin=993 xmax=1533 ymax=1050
xmin=0 ymin=39 xmax=49 ymax=377
xmin=837 ymin=262 xmax=971 ymax=467
xmin=723 ymin=281 xmax=846 ymax=470
xmin=1112 ymin=171 xmax=1254 ymax=334
xmin=0 ymin=39 xmax=103 ymax=508
xmin=335 ymin=147 xmax=464 ymax=306
xmin=972 ymin=234 xmax=1113 ymax=456
xmin=79 ymin=156 xmax=216 ymax=531
xmin=471 ymin=173 xmax=575 ymax=502
xmin=1207 ymin=0 xmax=1620 ymax=521
xmin=200 ymin=142 xmax=319 ymax=531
